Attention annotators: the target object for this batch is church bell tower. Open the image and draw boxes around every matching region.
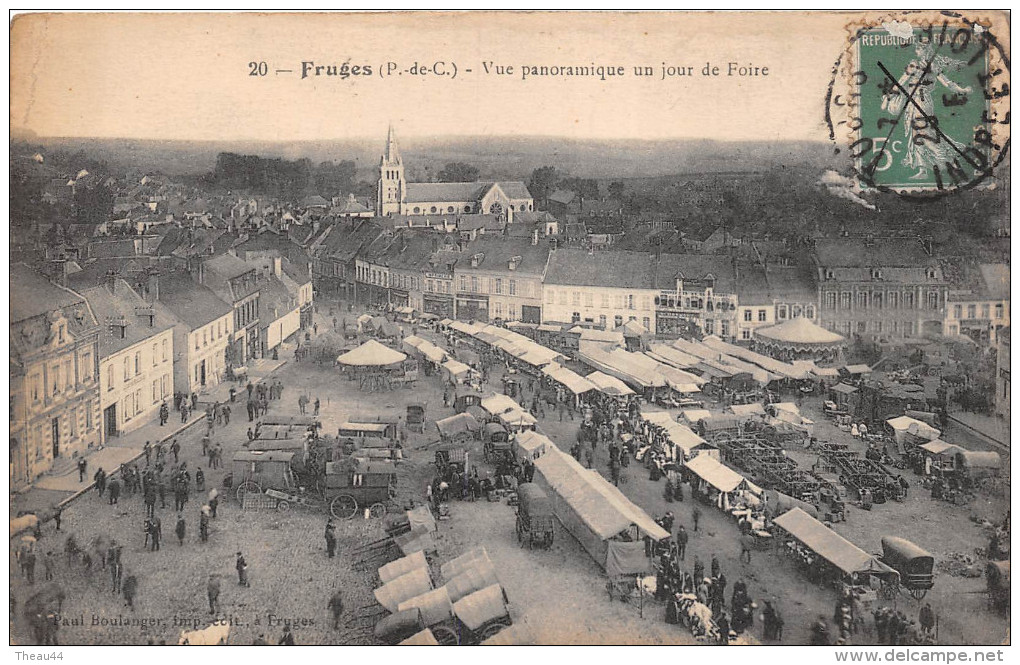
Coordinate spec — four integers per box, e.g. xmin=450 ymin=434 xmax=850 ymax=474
xmin=377 ymin=125 xmax=405 ymax=216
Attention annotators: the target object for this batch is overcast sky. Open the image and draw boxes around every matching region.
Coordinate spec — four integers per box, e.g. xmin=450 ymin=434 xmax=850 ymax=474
xmin=10 ymin=12 xmax=892 ymax=143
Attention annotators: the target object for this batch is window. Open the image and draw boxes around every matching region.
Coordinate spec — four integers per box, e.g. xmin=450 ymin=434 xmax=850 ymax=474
xmin=904 ymin=291 xmax=914 ymax=309
xmin=107 ymin=366 xmax=114 ymax=391
xmin=926 ymin=268 xmax=937 ymax=279
xmin=704 ymin=320 xmax=715 ymax=334
xmin=642 ymin=317 xmax=651 ymax=331
xmin=545 ymin=289 xmax=554 ymax=304
xmin=805 ymin=305 xmax=815 ymax=319
xmin=954 ymin=305 xmax=963 ymax=319
xmin=875 ymin=321 xmax=883 ymax=333
xmin=584 ymin=293 xmax=594 ymax=308
xmin=195 ymin=333 xmax=200 ymax=350
xmin=162 ymin=340 xmax=168 ymax=362
xmin=840 ymin=292 xmax=852 ymax=309
xmin=721 ymin=321 xmax=730 ymax=337
xmin=161 ymin=374 xmax=168 ymax=397
xmin=81 ymin=352 xmax=92 ymax=380
xmin=448 ymin=207 xmax=455 ymax=213
xmin=134 ymin=352 xmax=140 ymax=374
xmin=873 ymin=292 xmax=883 ymax=309
xmin=857 ymin=321 xmax=867 ymax=333
xmin=123 ymin=357 xmax=131 ymax=381
xmin=218 ymin=321 xmax=223 ymax=338
xmin=996 ymin=303 xmax=1004 ymax=319
xmin=629 ymin=316 xmax=637 ymax=322
xmin=471 ymin=277 xmax=478 ymax=293
xmin=494 ymin=302 xmax=503 ymax=318
xmin=792 ymin=304 xmax=803 ymax=318
xmin=778 ymin=305 xmax=788 ymax=319
xmin=152 ymin=380 xmax=159 ymax=404
xmin=741 ymin=329 xmax=751 ymax=340
xmin=627 ymin=295 xmax=635 ymax=310
xmin=744 ymin=310 xmax=752 ymax=322
xmin=982 ymin=304 xmax=990 ymax=319
xmin=824 ymin=269 xmax=834 ymax=280
xmin=601 ymin=293 xmax=610 ymax=309
xmin=571 ymin=312 xmax=580 ymax=323
xmin=904 ymin=321 xmax=915 ymax=336
xmin=871 ymin=268 xmax=883 ymax=280
xmin=559 ymin=291 xmax=567 ymax=306
xmin=413 ymin=207 xmax=420 ymax=214
xmin=64 ymin=359 xmax=73 ymax=390
xmin=509 ymin=280 xmax=516 ymax=296
xmin=459 ymin=276 xmax=467 ymax=291
xmin=856 ymin=292 xmax=869 ymax=309
xmin=572 ymin=291 xmax=581 ymax=307
xmin=30 ymin=373 xmax=41 ymax=403
xmin=153 ymin=344 xmax=159 ymax=366
xmin=430 ymin=206 xmax=437 ymax=213
xmin=599 ymin=314 xmax=607 ymax=328
xmin=824 ymin=293 xmax=836 ymax=310
xmin=928 ymin=291 xmax=940 ymax=310
xmin=614 ymin=315 xmax=623 ymax=327
xmin=758 ymin=309 xmax=767 ymax=322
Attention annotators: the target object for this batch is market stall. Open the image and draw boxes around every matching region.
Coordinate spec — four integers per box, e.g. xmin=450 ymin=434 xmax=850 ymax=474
xmin=336 ymin=339 xmax=409 ymax=391
xmin=752 ymin=318 xmax=848 ymax=364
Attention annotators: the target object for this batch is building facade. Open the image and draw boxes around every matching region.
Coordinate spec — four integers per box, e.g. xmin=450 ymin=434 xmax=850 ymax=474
xmin=454 ymin=237 xmax=549 ymax=324
xmin=543 ymin=249 xmax=658 ymax=332
xmin=945 ymin=263 xmax=1010 ymax=345
xmin=82 ymin=278 xmax=175 ymax=440
xmin=10 ymin=265 xmax=102 ymax=488
xmin=814 ymin=237 xmax=948 ymax=342
xmin=995 ymin=327 xmax=1010 ymax=422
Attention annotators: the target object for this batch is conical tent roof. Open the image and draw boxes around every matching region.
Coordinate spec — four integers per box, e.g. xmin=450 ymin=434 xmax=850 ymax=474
xmin=336 ymin=339 xmax=407 ymax=367
xmin=756 ymin=318 xmax=845 ymax=345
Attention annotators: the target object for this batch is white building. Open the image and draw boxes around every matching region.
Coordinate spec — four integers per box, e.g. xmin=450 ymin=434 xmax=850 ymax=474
xmin=543 ymin=249 xmax=658 ymax=332
xmin=154 ymin=272 xmax=235 ymax=395
xmin=81 ymin=276 xmax=175 ymax=439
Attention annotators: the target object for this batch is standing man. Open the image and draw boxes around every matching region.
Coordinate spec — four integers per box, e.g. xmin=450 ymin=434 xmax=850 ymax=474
xmin=314 ymin=397 xmax=321 ymax=416
xmin=208 ymin=487 xmax=219 ymax=518
xmin=77 ymin=458 xmax=88 ymax=483
xmin=175 ymin=514 xmax=186 ymax=546
xmin=676 ymin=525 xmax=689 ymax=560
xmin=692 ymin=505 xmax=702 ymax=533
xmin=171 ymin=439 xmax=181 ymax=464
xmin=236 ymin=552 xmax=250 ymax=587
xmin=199 ymin=510 xmax=209 ymax=543
xmin=159 ymin=401 xmax=169 ymax=426
xmin=157 ymin=473 xmax=167 ymax=509
xmin=207 ymin=574 xmax=221 ymax=615
xmin=324 ymin=520 xmax=337 ymax=559
xmin=149 ymin=517 xmax=161 ymax=552
xmin=108 ymin=477 xmax=121 ymax=505
xmin=94 ymin=467 xmax=107 ymax=497
xmin=122 ymin=572 xmax=138 ymax=610
xmin=143 ymin=441 xmax=152 ymax=465
xmin=144 ymin=484 xmax=156 ymax=518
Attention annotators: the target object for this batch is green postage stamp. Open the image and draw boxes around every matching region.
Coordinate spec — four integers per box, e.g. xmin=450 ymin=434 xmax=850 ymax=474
xmin=828 ymin=14 xmax=1010 ymax=195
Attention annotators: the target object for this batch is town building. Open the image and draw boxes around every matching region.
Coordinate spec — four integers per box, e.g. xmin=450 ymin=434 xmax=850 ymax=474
xmin=733 ymin=260 xmax=819 ymax=342
xmin=200 ymin=254 xmax=264 ymax=365
xmin=376 ymin=126 xmax=534 ymax=217
xmin=543 ymin=249 xmax=658 ymax=332
xmin=10 ymin=264 xmax=102 ymax=488
xmin=311 ymin=220 xmax=384 ymax=300
xmin=80 ymin=275 xmax=175 ymax=440
xmin=945 ymin=263 xmax=1010 ymax=345
xmin=453 ymin=237 xmax=550 ymax=324
xmin=814 ymin=236 xmax=948 ymax=342
xmin=421 ymin=247 xmax=460 ymax=319
xmin=652 ymin=254 xmax=739 ymax=341
xmin=152 ymin=271 xmax=235 ymax=395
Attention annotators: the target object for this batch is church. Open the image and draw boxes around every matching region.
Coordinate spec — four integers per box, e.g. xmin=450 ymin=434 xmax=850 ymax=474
xmin=377 ymin=126 xmax=535 ymax=218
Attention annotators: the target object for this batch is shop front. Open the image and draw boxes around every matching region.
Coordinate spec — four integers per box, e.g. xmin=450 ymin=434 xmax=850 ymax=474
xmin=456 ymin=294 xmax=489 ymax=323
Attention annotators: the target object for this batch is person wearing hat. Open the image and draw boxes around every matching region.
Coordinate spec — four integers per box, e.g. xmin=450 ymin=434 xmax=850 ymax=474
xmin=279 ymin=625 xmax=295 ymax=645
xmin=207 ymin=574 xmax=221 ymax=614
xmin=236 ymin=552 xmax=249 ymax=587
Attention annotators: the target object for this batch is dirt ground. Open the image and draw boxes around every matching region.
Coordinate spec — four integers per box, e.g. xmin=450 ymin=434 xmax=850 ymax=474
xmin=9 ymin=299 xmax=1010 ymax=646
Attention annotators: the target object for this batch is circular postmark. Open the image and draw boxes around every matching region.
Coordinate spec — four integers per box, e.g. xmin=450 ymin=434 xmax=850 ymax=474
xmin=825 ymin=11 xmax=1010 ymax=198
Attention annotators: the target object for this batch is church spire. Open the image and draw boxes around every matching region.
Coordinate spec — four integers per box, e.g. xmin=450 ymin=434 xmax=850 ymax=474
xmin=383 ymin=124 xmax=402 ymax=165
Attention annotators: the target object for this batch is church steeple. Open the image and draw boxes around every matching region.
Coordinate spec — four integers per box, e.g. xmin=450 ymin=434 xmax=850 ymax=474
xmin=377 ymin=124 xmax=405 ymax=216
xmin=382 ymin=124 xmax=402 ymax=166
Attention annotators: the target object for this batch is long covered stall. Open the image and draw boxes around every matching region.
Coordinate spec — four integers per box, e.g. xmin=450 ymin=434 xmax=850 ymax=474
xmin=683 ymin=454 xmax=760 ymax=510
xmin=774 ymin=507 xmax=898 ymax=586
xmin=533 ymin=446 xmax=669 ymax=568
xmin=402 ymin=336 xmax=448 ymax=366
xmin=672 ymin=338 xmax=775 ymax=385
xmin=577 ymin=341 xmax=667 ymax=393
xmin=542 ymin=363 xmax=598 ymax=406
xmin=586 ymin=371 xmax=635 ymax=397
xmin=514 ymin=430 xmax=553 ymax=461
xmin=702 ymin=335 xmax=812 ymax=381
xmin=886 ymin=416 xmax=941 ymax=451
xmin=642 ymin=411 xmax=718 ymax=461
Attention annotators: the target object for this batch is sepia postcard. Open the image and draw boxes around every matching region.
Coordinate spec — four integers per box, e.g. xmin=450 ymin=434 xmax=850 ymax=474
xmin=8 ymin=10 xmax=1011 ymax=654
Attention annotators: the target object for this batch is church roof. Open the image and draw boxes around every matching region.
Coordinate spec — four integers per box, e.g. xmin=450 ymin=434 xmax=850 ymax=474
xmin=404 ymin=181 xmax=532 ymax=205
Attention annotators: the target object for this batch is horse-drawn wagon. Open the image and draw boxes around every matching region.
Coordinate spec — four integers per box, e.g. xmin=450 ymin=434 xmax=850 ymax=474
xmin=515 ymin=483 xmax=554 ymax=549
xmin=879 ymin=536 xmax=935 ymax=600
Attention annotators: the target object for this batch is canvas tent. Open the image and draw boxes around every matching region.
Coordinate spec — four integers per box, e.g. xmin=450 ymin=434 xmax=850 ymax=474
xmin=514 ymin=430 xmax=553 ymax=460
xmin=542 ymin=363 xmax=598 ymax=396
xmin=887 ymin=416 xmax=941 ymax=451
xmin=774 ymin=508 xmax=898 ymax=580
xmin=533 ymin=447 xmax=668 ymax=568
xmin=586 ymin=371 xmax=635 ymax=397
xmin=336 ymin=339 xmax=407 ymax=366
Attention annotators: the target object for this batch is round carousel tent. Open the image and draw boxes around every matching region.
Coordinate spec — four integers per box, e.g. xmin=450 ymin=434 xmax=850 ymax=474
xmin=336 ymin=339 xmax=407 ymax=366
xmin=753 ymin=318 xmax=847 ymax=363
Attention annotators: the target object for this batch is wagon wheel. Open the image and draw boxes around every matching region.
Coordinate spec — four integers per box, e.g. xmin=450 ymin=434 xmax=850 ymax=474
xmin=330 ymin=494 xmax=359 ymax=520
xmin=369 ymin=503 xmax=387 ymax=519
xmin=479 ymin=621 xmax=510 ymax=641
xmin=909 ymin=587 xmax=928 ymax=601
xmin=276 ymin=500 xmax=290 ymax=513
xmin=432 ymin=625 xmax=460 ymax=645
xmin=236 ymin=481 xmax=262 ymax=502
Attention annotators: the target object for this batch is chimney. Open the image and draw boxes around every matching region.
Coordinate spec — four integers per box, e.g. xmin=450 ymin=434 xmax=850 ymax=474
xmin=145 ymin=268 xmax=160 ymax=302
xmin=105 ymin=269 xmax=119 ymax=295
xmin=532 ymin=229 xmax=539 ymax=246
xmin=273 ymin=256 xmax=282 ymax=277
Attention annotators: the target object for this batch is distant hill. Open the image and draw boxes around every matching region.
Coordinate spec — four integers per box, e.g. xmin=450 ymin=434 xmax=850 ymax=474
xmin=18 ymin=135 xmax=840 ymax=181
